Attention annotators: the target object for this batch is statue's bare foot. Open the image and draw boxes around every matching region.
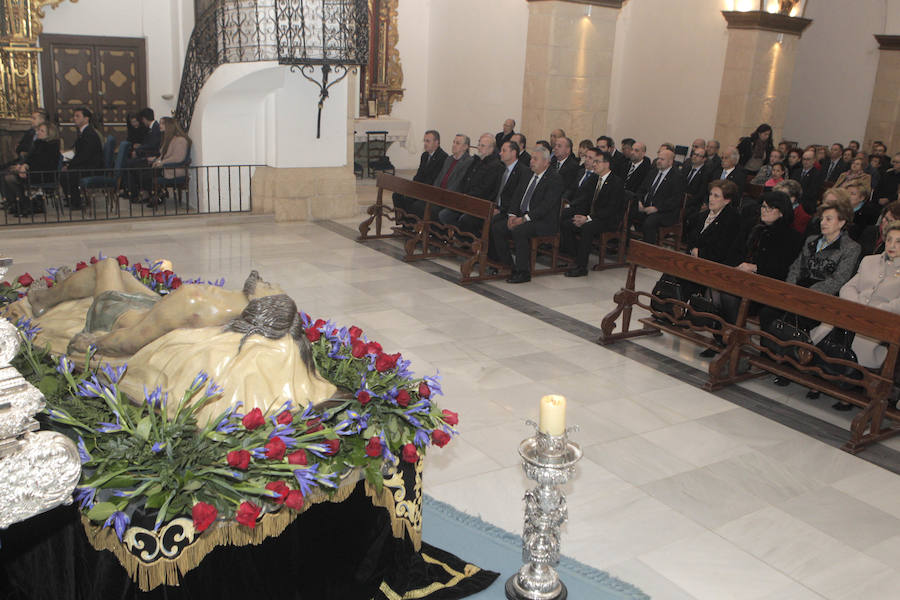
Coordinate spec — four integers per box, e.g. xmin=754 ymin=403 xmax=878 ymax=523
xmin=68 ymin=331 xmax=100 ymax=355
xmin=27 ymin=287 xmax=54 ymax=317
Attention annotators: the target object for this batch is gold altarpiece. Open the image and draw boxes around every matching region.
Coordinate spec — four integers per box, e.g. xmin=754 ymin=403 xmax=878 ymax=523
xmin=360 ymin=0 xmax=403 ymax=117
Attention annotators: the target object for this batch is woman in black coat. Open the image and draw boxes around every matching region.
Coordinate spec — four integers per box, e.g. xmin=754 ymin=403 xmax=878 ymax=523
xmin=1 ymin=122 xmax=60 ymax=216
xmin=687 ymin=179 xmax=743 ymax=266
xmin=737 ymin=123 xmax=774 ymax=174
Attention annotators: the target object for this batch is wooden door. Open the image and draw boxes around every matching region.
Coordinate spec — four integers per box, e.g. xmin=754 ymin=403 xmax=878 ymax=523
xmin=39 ymin=34 xmax=147 ymax=149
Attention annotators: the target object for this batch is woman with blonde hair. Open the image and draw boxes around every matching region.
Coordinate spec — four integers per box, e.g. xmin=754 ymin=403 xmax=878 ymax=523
xmin=140 ymin=116 xmax=190 ymax=204
xmin=1 ymin=121 xmax=60 ymax=216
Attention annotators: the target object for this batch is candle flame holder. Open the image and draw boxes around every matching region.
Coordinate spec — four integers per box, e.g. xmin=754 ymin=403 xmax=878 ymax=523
xmin=506 ymin=421 xmax=582 ymax=600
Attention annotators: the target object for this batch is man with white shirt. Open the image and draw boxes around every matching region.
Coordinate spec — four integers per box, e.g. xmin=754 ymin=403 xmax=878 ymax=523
xmin=491 ymin=146 xmax=563 ymax=283
xmin=631 ymin=148 xmax=685 ymax=244
xmin=712 ymin=146 xmax=746 ymax=199
xmin=561 ymin=150 xmax=626 ymax=277
xmin=683 ymin=146 xmax=709 ymax=218
xmin=393 ymin=129 xmax=447 ymax=218
xmin=60 ymin=106 xmax=103 ymax=210
xmin=553 ymin=136 xmax=580 ymax=199
xmin=624 ymin=141 xmax=651 ymax=193
xmin=823 ymin=143 xmax=849 ymax=182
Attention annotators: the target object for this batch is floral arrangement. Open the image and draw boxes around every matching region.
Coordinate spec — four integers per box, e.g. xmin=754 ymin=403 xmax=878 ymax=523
xmin=6 ymin=255 xmax=456 ymax=541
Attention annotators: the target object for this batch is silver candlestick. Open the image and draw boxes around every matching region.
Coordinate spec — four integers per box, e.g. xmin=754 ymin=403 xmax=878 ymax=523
xmin=506 ymin=421 xmax=582 ymax=600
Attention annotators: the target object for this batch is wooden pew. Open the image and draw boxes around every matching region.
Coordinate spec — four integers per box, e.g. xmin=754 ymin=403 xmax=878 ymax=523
xmin=358 ymin=173 xmax=498 ymax=283
xmin=599 ymin=240 xmax=900 ymax=453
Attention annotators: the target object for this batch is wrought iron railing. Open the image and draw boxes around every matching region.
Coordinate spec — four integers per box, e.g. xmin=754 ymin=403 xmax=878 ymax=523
xmin=0 ymin=164 xmax=257 ymax=226
xmin=175 ymin=0 xmax=368 ymax=136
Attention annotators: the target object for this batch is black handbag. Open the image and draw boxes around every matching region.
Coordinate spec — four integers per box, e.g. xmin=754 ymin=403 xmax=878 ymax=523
xmin=814 ymin=328 xmax=863 ymax=387
xmin=688 ymin=293 xmax=722 ymax=330
xmin=650 ymin=274 xmax=685 ymax=321
xmin=762 ymin=313 xmax=813 ymax=364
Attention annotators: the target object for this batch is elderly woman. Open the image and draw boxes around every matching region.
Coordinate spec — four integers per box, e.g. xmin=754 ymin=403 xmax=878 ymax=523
xmin=687 ymin=180 xmax=743 ymax=265
xmin=809 ymin=223 xmax=900 ymax=408
xmin=834 ymin=156 xmax=871 ymax=191
xmin=0 ymin=121 xmax=60 ymax=217
xmin=737 ymin=123 xmax=774 ymax=174
xmin=773 ymin=178 xmax=813 ymax=235
xmin=758 ymin=192 xmax=862 ymax=385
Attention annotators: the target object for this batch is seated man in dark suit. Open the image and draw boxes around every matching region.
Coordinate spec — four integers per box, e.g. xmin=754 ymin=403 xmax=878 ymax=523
xmin=711 ymin=146 xmax=746 ymax=200
xmin=596 ymin=136 xmax=629 ymax=179
xmin=623 ymin=141 xmax=651 ymax=193
xmin=512 ymin=133 xmax=530 ymax=169
xmin=495 ymin=119 xmax=515 ymax=152
xmin=705 ymin=140 xmax=722 ymax=175
xmin=459 ymin=140 xmax=529 ymax=238
xmin=123 ymin=107 xmax=161 ymax=201
xmin=562 ymin=148 xmax=598 ymax=221
xmin=682 ymin=146 xmax=709 ymax=218
xmin=874 ymin=152 xmax=900 ymax=208
xmin=393 ymin=129 xmax=447 ymax=218
xmin=791 ymin=149 xmax=825 ymax=205
xmin=631 ymin=148 xmax=685 ymax=244
xmin=492 ymin=146 xmax=563 ymax=283
xmin=552 ymin=136 xmax=580 ymax=200
xmin=60 ymin=106 xmax=103 ymax=210
xmin=822 ymin=143 xmax=849 ymax=182
xmin=11 ymin=109 xmax=49 ymax=165
xmin=439 ymin=133 xmax=503 ymax=226
xmin=408 ymin=134 xmax=473 ymax=218
xmin=561 ymin=150 xmax=626 ymax=277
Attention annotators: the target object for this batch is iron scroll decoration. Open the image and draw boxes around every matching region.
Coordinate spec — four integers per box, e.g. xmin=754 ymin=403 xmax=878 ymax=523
xmin=275 ymin=0 xmax=369 ymax=138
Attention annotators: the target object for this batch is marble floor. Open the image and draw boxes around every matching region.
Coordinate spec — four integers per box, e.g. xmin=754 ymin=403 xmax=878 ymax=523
xmin=3 ymin=197 xmax=900 ymax=599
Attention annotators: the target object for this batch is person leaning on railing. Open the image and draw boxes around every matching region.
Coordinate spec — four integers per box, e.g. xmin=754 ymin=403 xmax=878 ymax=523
xmin=758 ymin=191 xmax=861 ymax=386
xmin=1 ymin=122 xmax=61 ymax=218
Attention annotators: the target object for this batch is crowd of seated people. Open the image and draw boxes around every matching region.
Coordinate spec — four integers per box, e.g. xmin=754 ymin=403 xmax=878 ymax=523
xmin=1 ymin=105 xmax=190 ymax=216
xmin=388 ymin=120 xmax=900 ymax=404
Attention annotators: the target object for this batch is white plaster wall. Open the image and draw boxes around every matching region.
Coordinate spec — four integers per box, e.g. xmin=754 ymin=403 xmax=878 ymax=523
xmin=887 ymin=0 xmax=900 ymax=33
xmin=40 ymin=0 xmax=193 ymax=117
xmin=388 ymin=0 xmax=529 ymax=169
xmin=607 ymin=0 xmax=729 ymax=152
xmin=782 ymin=0 xmax=885 ymax=146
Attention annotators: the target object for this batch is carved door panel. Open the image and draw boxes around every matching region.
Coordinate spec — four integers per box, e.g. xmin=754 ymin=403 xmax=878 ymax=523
xmin=40 ymin=35 xmax=146 ymax=150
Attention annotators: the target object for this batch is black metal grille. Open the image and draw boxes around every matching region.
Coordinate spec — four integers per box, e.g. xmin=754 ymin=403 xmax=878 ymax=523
xmin=175 ymin=0 xmax=368 ymax=133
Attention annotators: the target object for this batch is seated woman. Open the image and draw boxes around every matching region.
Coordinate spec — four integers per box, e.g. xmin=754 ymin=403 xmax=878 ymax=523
xmin=846 ymin=181 xmax=877 ymax=242
xmin=687 ymin=180 xmax=743 ymax=265
xmin=764 ymin=161 xmax=786 ymax=189
xmin=859 ymin=200 xmax=900 ymax=256
xmin=834 ymin=156 xmax=871 ymax=191
xmin=139 ymin=117 xmax=190 ymax=205
xmin=809 ymin=223 xmax=900 ymax=409
xmin=0 ymin=122 xmax=60 ymax=217
xmin=772 ymin=178 xmax=813 ymax=235
xmin=758 ymin=192 xmax=862 ymax=385
xmin=126 ymin=113 xmax=148 ymax=146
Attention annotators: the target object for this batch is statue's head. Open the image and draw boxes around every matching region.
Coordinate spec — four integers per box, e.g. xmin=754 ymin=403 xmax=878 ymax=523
xmin=242 ymin=270 xmax=284 ymax=300
xmin=223 ymin=293 xmax=313 ymax=372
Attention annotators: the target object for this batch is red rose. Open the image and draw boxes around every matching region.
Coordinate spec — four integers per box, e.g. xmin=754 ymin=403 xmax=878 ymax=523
xmin=365 ymin=341 xmax=382 ymax=355
xmin=375 ymin=352 xmax=400 ymax=372
xmin=191 ymin=502 xmax=217 ymax=532
xmin=41 ymin=276 xmax=54 ymax=288
xmin=276 ymin=411 xmax=293 ymax=425
xmin=365 ymin=436 xmax=382 ymax=458
xmin=134 ymin=263 xmax=142 ymax=271
xmin=441 ymin=409 xmax=459 ymax=426
xmin=287 ymin=449 xmax=308 ymax=465
xmin=305 ymin=327 xmax=321 ymax=342
xmin=305 ymin=419 xmax=323 ymax=433
xmin=116 ymin=255 xmax=128 ymax=266
xmin=285 ymin=490 xmax=304 ymax=511
xmin=357 ymin=390 xmax=371 ymax=405
xmin=313 ymin=318 xmax=326 ymax=329
xmin=242 ymin=407 xmax=265 ymax=430
xmin=139 ymin=267 xmax=150 ymax=279
xmin=348 ymin=326 xmax=363 ymax=341
xmin=265 ymin=436 xmax=286 ymax=460
xmin=0 ymin=281 xmax=9 ymax=287
xmin=396 ymin=389 xmax=410 ymax=407
xmin=351 ymin=339 xmax=367 ymax=358
xmin=90 ymin=256 xmax=98 ymax=264
xmin=226 ymin=449 xmax=251 ymax=470
xmin=323 ymin=438 xmax=340 ymax=456
xmin=401 ymin=443 xmax=418 ymax=464
xmin=75 ymin=261 xmax=88 ymax=271
xmin=170 ymin=277 xmax=182 ymax=290
xmin=235 ymin=501 xmax=261 ymax=528
xmin=265 ymin=480 xmax=290 ymax=504
xmin=432 ymin=430 xmax=451 ymax=447
xmin=163 ymin=269 xmax=173 ymax=278
xmin=16 ymin=273 xmax=33 ymax=287
xmin=154 ymin=272 xmax=166 ymax=284
xmin=418 ymin=382 xmax=431 ymax=399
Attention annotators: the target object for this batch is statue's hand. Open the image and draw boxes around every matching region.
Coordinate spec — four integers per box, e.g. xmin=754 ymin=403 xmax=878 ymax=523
xmin=68 ymin=331 xmax=100 ymax=355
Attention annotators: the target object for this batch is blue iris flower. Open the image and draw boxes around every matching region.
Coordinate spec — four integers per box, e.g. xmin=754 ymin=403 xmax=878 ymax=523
xmin=77 ymin=375 xmax=105 ymax=398
xmin=56 ymin=355 xmax=74 ymax=375
xmin=97 ymin=417 xmax=122 ymax=433
xmin=423 ymin=373 xmax=443 ymax=396
xmin=293 ymin=464 xmax=320 ymax=495
xmin=413 ymin=430 xmax=430 ymax=448
xmin=144 ymin=385 xmax=164 ymax=409
xmin=103 ymin=511 xmax=130 ymax=541
xmin=396 ymin=357 xmax=414 ymax=380
xmin=100 ymin=363 xmax=127 ymax=384
xmin=74 ymin=486 xmax=96 ymax=509
xmin=189 ymin=371 xmax=209 ymax=393
xmin=151 ymin=442 xmax=165 ymax=454
xmin=14 ymin=317 xmax=40 ymax=341
xmin=76 ymin=437 xmax=91 ymax=464
xmin=300 ymin=312 xmax=312 ymax=328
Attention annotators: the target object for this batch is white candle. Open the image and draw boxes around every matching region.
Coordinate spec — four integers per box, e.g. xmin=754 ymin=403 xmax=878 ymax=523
xmin=539 ymin=394 xmax=566 ymax=436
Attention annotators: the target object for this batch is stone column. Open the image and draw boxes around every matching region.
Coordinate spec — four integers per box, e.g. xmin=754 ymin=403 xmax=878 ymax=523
xmin=863 ymin=35 xmax=900 ymax=153
xmin=521 ymin=0 xmax=624 ymax=143
xmin=713 ymin=11 xmax=811 ymax=147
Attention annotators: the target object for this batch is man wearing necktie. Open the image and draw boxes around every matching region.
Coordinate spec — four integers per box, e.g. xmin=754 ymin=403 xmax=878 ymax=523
xmin=631 ymin=148 xmax=685 ymax=244
xmin=683 ymin=146 xmax=709 ymax=219
xmin=393 ymin=130 xmax=447 ymax=218
xmin=60 ymin=106 xmax=103 ymax=211
xmin=491 ymin=146 xmax=563 ymax=283
xmin=561 ymin=149 xmax=626 ymax=277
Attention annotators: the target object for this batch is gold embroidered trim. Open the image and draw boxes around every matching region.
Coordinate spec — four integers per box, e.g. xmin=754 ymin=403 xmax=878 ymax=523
xmin=377 ymin=553 xmax=482 ymax=600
